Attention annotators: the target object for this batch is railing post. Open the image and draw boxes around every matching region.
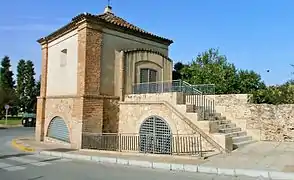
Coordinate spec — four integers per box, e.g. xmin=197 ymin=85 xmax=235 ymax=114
xmin=199 ymin=135 xmax=203 ymax=157
xmin=119 ymin=133 xmax=122 ymax=152
xmin=176 ymin=135 xmax=180 ymax=155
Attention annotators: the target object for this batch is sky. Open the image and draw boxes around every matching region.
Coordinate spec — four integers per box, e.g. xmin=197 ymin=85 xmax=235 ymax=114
xmin=0 ymin=0 xmax=294 ymax=85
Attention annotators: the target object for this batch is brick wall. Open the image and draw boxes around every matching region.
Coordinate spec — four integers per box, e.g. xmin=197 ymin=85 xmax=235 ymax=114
xmin=77 ymin=23 xmax=102 ymax=96
xmin=81 ymin=98 xmax=104 ymax=133
xmin=35 ymin=43 xmax=48 ymax=142
xmin=102 ymin=97 xmax=120 ymax=133
xmin=77 ymin=22 xmax=105 ymax=135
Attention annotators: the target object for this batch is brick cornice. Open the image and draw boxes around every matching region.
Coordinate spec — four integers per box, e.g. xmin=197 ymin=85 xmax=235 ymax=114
xmin=77 ymin=21 xmax=103 ymax=32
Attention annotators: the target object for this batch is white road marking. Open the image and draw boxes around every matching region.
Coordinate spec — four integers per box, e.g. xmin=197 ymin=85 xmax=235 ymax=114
xmin=0 ymin=162 xmax=12 ymax=168
xmin=0 ymin=162 xmax=26 ymax=171
xmin=4 ymin=165 xmax=26 ymax=171
xmin=7 ymin=157 xmax=51 ymax=166
xmin=0 ymin=153 xmax=72 ymax=172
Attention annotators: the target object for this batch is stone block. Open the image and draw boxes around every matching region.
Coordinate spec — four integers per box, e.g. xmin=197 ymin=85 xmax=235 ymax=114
xmin=209 ymin=121 xmax=219 ymax=133
xmin=128 ymin=160 xmax=152 ymax=168
xmin=183 ymin=164 xmax=198 ymax=172
xmin=152 ymin=162 xmax=171 ymax=170
xmin=197 ymin=165 xmax=218 ymax=174
xmin=170 ymin=163 xmax=184 ymax=171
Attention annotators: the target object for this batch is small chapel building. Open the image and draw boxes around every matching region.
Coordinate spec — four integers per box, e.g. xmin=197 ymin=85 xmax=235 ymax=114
xmin=36 ymin=6 xmax=174 ymax=148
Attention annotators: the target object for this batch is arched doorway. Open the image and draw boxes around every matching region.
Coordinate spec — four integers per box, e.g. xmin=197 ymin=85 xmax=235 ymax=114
xmin=47 ymin=116 xmax=70 ymax=143
xmin=139 ymin=116 xmax=172 ymax=154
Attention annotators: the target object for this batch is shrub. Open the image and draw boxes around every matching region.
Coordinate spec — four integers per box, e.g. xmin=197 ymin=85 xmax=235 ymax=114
xmin=250 ymin=81 xmax=294 ymax=104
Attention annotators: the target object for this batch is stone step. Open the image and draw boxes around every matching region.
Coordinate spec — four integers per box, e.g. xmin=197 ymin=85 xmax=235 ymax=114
xmin=202 ymin=112 xmax=221 ymax=118
xmin=233 ymin=140 xmax=257 ymax=149
xmin=186 ymin=105 xmax=197 ymax=113
xmin=214 ymin=116 xmax=226 ymax=120
xmin=232 ymin=135 xmax=252 ymax=144
xmin=214 ymin=120 xmax=231 ymax=124
xmin=202 ymin=115 xmax=226 ymax=121
xmin=224 ymin=131 xmax=247 ymax=138
xmin=191 ymin=106 xmax=216 ymax=114
xmin=218 ymin=123 xmax=236 ymax=129
xmin=219 ymin=127 xmax=241 ymax=134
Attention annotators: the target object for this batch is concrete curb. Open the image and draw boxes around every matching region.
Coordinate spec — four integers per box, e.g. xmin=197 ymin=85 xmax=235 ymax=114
xmin=11 ymin=139 xmax=35 ymax=152
xmin=39 ymin=150 xmax=294 ymax=179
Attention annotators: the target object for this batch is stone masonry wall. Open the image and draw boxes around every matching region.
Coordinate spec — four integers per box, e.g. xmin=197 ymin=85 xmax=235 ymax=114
xmin=247 ymin=104 xmax=294 ymax=141
xmin=119 ymin=102 xmax=218 ymax=153
xmin=44 ymin=97 xmax=83 ymax=149
xmin=212 ymin=94 xmax=294 ymax=141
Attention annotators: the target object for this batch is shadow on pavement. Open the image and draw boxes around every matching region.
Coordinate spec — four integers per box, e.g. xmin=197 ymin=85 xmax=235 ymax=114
xmin=27 ymin=176 xmax=44 ymax=180
xmin=0 ymin=152 xmax=65 ymax=166
xmin=46 ymin=148 xmax=77 ymax=152
xmin=0 ymin=153 xmax=31 ymax=159
xmin=0 ymin=127 xmax=7 ymax=129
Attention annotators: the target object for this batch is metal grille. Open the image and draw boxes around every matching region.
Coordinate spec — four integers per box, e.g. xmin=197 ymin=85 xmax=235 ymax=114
xmin=47 ymin=117 xmax=70 ymax=143
xmin=139 ymin=116 xmax=172 ymax=154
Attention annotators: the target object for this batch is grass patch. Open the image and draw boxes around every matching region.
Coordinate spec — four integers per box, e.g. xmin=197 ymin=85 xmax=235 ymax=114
xmin=0 ymin=118 xmax=22 ymax=125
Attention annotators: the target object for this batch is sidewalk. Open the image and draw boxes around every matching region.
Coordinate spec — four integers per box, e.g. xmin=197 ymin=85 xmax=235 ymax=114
xmin=12 ymin=137 xmax=294 ymax=180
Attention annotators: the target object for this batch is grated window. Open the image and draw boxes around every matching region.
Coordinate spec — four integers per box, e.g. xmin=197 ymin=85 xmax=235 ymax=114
xmin=139 ymin=116 xmax=172 ymax=154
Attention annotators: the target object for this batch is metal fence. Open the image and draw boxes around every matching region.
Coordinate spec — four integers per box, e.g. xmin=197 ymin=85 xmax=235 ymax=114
xmin=191 ymin=84 xmax=215 ymax=95
xmin=132 ymin=80 xmax=215 ymax=120
xmin=82 ymin=133 xmax=203 ymax=156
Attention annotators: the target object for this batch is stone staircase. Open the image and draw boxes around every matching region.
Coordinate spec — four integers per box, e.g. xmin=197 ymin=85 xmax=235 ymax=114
xmin=186 ymin=105 xmax=256 ymax=150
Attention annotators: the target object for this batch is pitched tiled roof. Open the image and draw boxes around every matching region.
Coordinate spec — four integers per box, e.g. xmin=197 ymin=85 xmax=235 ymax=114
xmin=97 ymin=12 xmax=149 ymax=34
xmin=38 ymin=10 xmax=173 ymax=45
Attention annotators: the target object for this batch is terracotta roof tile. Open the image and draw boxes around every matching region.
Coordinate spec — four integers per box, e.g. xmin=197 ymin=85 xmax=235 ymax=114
xmin=38 ymin=11 xmax=173 ymax=45
xmin=97 ymin=12 xmax=149 ymax=34
xmin=73 ymin=12 xmax=173 ymax=45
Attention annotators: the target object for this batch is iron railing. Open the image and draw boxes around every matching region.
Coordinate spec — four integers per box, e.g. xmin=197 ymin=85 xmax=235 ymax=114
xmin=191 ymin=84 xmax=215 ymax=95
xmin=82 ymin=133 xmax=204 ymax=156
xmin=132 ymin=80 xmax=202 ymax=94
xmin=132 ymin=80 xmax=215 ymax=120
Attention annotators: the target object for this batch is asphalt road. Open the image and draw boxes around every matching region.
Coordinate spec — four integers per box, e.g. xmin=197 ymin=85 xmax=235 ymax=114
xmin=0 ymin=127 xmax=35 ymax=154
xmin=0 ymin=127 xmax=268 ymax=180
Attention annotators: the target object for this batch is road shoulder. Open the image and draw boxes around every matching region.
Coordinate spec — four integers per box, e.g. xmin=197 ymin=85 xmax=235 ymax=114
xmin=11 ymin=138 xmax=35 ymax=152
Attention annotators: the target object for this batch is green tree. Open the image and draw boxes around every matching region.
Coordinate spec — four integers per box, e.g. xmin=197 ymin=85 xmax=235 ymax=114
xmin=0 ymin=87 xmax=17 ymax=118
xmin=0 ymin=56 xmax=16 ymax=115
xmin=172 ymin=62 xmax=186 ymax=80
xmin=16 ymin=59 xmax=26 ymax=112
xmin=179 ymin=48 xmax=265 ymax=94
xmin=251 ymin=82 xmax=294 ymax=104
xmin=0 ymin=56 xmax=15 ymax=90
xmin=36 ymin=75 xmax=41 ymax=97
xmin=236 ymin=70 xmax=266 ymax=93
xmin=23 ymin=60 xmax=36 ymax=113
xmin=180 ymin=48 xmax=238 ymax=94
